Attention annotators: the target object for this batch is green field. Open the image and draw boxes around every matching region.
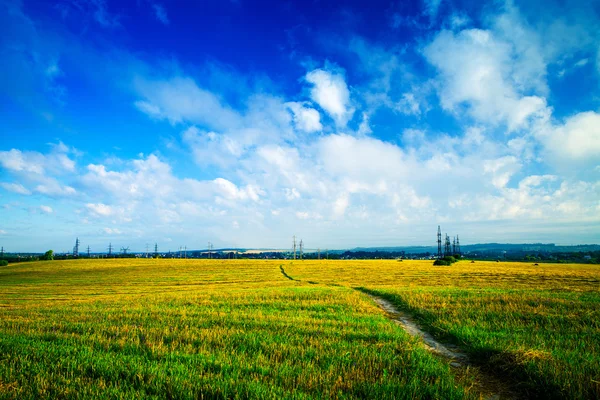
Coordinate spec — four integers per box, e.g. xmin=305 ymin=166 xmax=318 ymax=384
xmin=0 ymin=259 xmax=598 ymax=399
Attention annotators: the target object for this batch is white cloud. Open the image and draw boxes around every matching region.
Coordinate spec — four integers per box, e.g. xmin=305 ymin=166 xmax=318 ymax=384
xmin=102 ymin=227 xmax=122 ymax=235
xmin=305 ymin=68 xmax=354 ymax=126
xmin=0 ymin=182 xmax=31 ymax=195
xmin=0 ymin=230 xmax=6 ymax=235
xmin=87 ymin=203 xmax=113 ymax=217
xmin=542 ymin=111 xmax=600 ymax=162
xmin=0 ymin=149 xmax=45 ymax=174
xmin=35 ymin=182 xmax=76 ymax=197
xmin=39 ymin=205 xmax=53 ymax=214
xmin=423 ymin=28 xmax=549 ymax=130
xmin=285 ymin=102 xmax=322 ymax=133
xmin=134 ymin=76 xmax=242 ymax=130
xmin=333 ymin=194 xmax=349 ymax=218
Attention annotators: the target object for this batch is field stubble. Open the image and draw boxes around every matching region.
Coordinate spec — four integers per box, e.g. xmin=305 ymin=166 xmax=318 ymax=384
xmin=0 ymin=258 xmax=598 ymax=399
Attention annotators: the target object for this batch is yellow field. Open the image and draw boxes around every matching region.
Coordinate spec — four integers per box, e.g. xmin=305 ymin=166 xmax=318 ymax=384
xmin=0 ymin=259 xmax=598 ymax=399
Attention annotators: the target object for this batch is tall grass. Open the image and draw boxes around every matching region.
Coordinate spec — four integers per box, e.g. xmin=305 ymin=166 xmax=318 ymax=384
xmin=0 ymin=259 xmax=471 ymax=399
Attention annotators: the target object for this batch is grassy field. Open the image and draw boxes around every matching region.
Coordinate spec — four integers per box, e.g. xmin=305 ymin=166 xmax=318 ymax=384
xmin=0 ymin=259 xmax=598 ymax=399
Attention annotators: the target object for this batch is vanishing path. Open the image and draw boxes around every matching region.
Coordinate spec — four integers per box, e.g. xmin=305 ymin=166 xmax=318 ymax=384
xmin=279 ymin=264 xmax=521 ymax=400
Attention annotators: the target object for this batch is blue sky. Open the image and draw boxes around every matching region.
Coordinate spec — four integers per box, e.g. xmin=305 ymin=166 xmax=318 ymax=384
xmin=1 ymin=0 xmax=599 ymax=252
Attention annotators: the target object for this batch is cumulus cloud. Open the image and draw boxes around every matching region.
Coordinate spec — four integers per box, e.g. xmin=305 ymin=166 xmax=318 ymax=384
xmin=87 ymin=203 xmax=113 ymax=217
xmin=285 ymin=102 xmax=322 ymax=133
xmin=39 ymin=205 xmax=53 ymax=214
xmin=542 ymin=111 xmax=600 ymax=162
xmin=0 ymin=182 xmax=31 ymax=195
xmin=423 ymin=28 xmax=548 ymax=130
xmin=305 ymin=68 xmax=354 ymax=126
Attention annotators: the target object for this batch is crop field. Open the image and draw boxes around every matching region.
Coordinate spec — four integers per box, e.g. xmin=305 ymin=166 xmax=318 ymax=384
xmin=0 ymin=259 xmax=598 ymax=399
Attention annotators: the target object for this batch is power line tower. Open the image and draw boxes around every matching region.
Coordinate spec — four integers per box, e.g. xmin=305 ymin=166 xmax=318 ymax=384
xmin=452 ymin=236 xmax=456 ymax=255
xmin=437 ymin=226 xmax=443 ymax=259
xmin=108 ymin=243 xmax=113 ymax=257
xmin=1 ymin=246 xmax=4 ymax=259
xmin=444 ymin=234 xmax=451 ymax=257
xmin=184 ymin=246 xmax=187 ymax=259
xmin=318 ymin=248 xmax=320 ymax=260
xmin=299 ymin=240 xmax=303 ymax=260
xmin=154 ymin=243 xmax=158 ymax=258
xmin=326 ymin=249 xmax=328 ymax=260
xmin=456 ymin=235 xmax=461 ymax=256
xmin=208 ymin=242 xmax=213 ymax=259
xmin=87 ymin=245 xmax=90 ymax=258
xmin=292 ymin=236 xmax=297 ymax=260
xmin=121 ymin=246 xmax=129 ymax=256
xmin=73 ymin=237 xmax=80 ymax=257
xmin=145 ymin=243 xmax=149 ymax=258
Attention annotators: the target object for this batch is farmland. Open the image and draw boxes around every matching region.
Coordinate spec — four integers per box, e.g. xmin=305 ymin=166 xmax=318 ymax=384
xmin=0 ymin=259 xmax=599 ymax=399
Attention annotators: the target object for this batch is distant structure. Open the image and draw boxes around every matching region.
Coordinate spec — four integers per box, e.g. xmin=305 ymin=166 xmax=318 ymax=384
xmin=292 ymin=236 xmax=297 ymax=260
xmin=154 ymin=243 xmax=158 ymax=258
xmin=299 ymin=240 xmax=304 ymax=260
xmin=1 ymin=246 xmax=4 ymax=259
xmin=108 ymin=243 xmax=113 ymax=257
xmin=145 ymin=243 xmax=150 ymax=258
xmin=73 ymin=238 xmax=80 ymax=257
xmin=121 ymin=246 xmax=130 ymax=255
xmin=208 ymin=242 xmax=213 ymax=259
xmin=318 ymin=248 xmax=321 ymax=260
xmin=444 ymin=234 xmax=451 ymax=256
xmin=437 ymin=226 xmax=443 ymax=259
xmin=437 ymin=226 xmax=462 ymax=258
xmin=87 ymin=245 xmax=90 ymax=258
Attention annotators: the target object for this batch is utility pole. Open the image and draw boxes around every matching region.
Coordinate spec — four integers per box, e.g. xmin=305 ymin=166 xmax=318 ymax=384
xmin=292 ymin=236 xmax=297 ymax=260
xmin=73 ymin=237 xmax=80 ymax=257
xmin=444 ymin=234 xmax=451 ymax=257
xmin=299 ymin=240 xmax=303 ymax=260
xmin=437 ymin=226 xmax=442 ymax=259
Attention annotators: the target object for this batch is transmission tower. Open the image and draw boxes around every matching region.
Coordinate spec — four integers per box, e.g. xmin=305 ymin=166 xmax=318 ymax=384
xmin=456 ymin=235 xmax=461 ymax=256
xmin=108 ymin=243 xmax=113 ymax=257
xmin=208 ymin=242 xmax=213 ymax=259
xmin=318 ymin=248 xmax=320 ymax=260
xmin=452 ymin=236 xmax=456 ymax=255
xmin=444 ymin=234 xmax=451 ymax=257
xmin=154 ymin=243 xmax=158 ymax=258
xmin=121 ymin=246 xmax=130 ymax=255
xmin=184 ymin=246 xmax=187 ymax=259
xmin=299 ymin=240 xmax=303 ymax=260
xmin=292 ymin=236 xmax=297 ymax=260
xmin=73 ymin=237 xmax=80 ymax=257
xmin=437 ymin=226 xmax=442 ymax=259
xmin=87 ymin=245 xmax=90 ymax=258
xmin=145 ymin=243 xmax=149 ymax=258
xmin=1 ymin=246 xmax=4 ymax=259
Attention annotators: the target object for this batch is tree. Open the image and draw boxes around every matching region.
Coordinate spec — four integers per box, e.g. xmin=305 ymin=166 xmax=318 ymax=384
xmin=41 ymin=250 xmax=54 ymax=261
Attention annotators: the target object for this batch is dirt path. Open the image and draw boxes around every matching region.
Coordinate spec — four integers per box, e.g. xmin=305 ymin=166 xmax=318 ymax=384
xmin=364 ymin=292 xmax=521 ymax=400
xmin=278 ymin=265 xmax=521 ymax=399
